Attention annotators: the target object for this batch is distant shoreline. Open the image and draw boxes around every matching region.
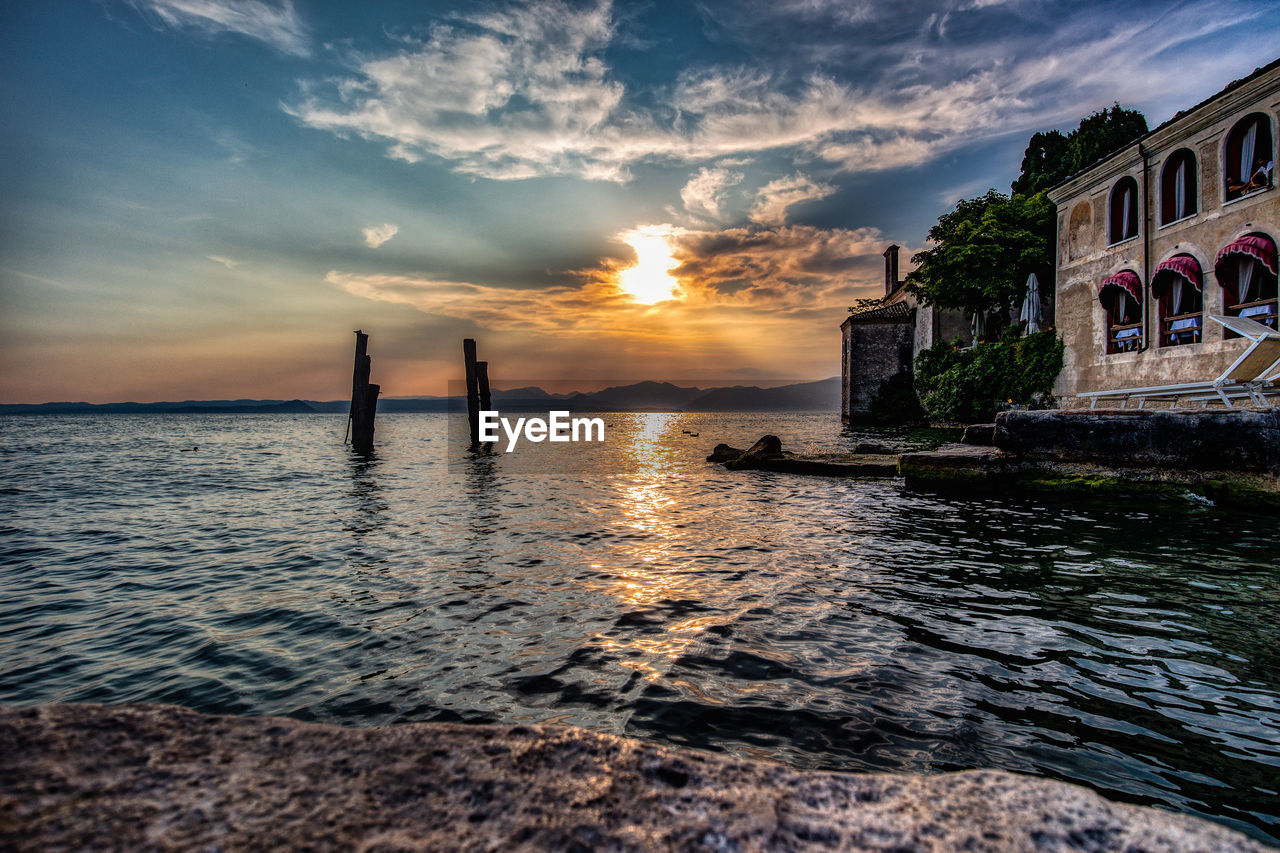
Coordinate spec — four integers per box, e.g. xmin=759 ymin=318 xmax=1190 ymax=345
xmin=0 ymin=378 xmax=843 ymax=415
xmin=0 ymin=406 xmax=843 ymax=416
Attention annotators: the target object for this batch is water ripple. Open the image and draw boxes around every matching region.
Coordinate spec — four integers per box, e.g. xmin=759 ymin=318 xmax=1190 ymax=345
xmin=0 ymin=412 xmax=1277 ymax=843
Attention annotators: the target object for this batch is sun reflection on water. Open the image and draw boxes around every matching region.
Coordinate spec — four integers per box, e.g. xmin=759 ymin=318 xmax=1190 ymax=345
xmin=583 ymin=413 xmax=744 ymax=681
xmin=612 ymin=413 xmax=685 ymax=607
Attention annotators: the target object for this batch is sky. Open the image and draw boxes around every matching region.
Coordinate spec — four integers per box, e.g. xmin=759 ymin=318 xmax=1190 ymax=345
xmin=1 ymin=0 xmax=1277 ymax=403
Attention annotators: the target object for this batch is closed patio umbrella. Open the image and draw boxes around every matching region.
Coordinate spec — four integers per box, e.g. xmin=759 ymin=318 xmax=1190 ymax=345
xmin=1019 ymin=272 xmax=1043 ymax=334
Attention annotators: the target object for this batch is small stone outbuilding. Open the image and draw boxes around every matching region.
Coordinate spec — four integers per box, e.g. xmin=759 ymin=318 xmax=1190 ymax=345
xmin=841 ymin=246 xmax=970 ymax=422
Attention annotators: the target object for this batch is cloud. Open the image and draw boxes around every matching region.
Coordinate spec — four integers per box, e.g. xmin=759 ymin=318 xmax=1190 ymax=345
xmin=329 ymin=220 xmax=893 ymax=332
xmin=668 ymin=223 xmax=889 ymax=310
xmin=813 ymin=135 xmax=941 ymax=173
xmin=362 ymin=223 xmax=399 ymax=248
xmin=326 ymin=270 xmax=632 ymax=335
xmin=211 ymin=129 xmax=257 ymax=164
xmin=286 ymin=0 xmax=628 ymax=180
xmin=286 ymin=1 xmax=913 ymax=181
xmin=286 ymin=0 xmax=1274 ymax=184
xmin=326 ymin=216 xmax=913 ymax=383
xmin=680 ymin=166 xmax=744 ymax=221
xmin=206 ymin=255 xmax=243 ymax=269
xmin=937 ymin=177 xmax=1000 ymax=207
xmin=747 ymin=173 xmax=835 ymax=225
xmin=126 ymin=0 xmax=308 ymax=56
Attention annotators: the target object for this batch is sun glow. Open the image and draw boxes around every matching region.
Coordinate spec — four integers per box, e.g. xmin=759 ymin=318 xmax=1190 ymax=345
xmin=618 ymin=226 xmax=679 ymax=304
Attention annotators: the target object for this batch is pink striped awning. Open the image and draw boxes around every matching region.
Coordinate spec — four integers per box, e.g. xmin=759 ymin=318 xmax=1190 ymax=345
xmin=1153 ymin=254 xmax=1202 ymax=292
xmin=1098 ymin=270 xmax=1142 ymax=306
xmin=1215 ymin=234 xmax=1277 ymax=277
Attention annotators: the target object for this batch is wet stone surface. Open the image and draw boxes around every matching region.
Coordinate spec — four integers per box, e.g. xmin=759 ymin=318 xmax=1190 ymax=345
xmin=2 ymin=702 xmax=1271 ymax=852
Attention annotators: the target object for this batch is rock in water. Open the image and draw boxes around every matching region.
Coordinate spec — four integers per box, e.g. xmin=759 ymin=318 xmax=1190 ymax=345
xmin=725 ymin=434 xmax=787 ymax=470
xmin=707 ymin=443 xmax=746 ymax=462
xmin=0 ymin=702 xmax=1267 ymax=852
xmin=743 ymin=434 xmax=783 ymax=458
xmin=853 ymin=441 xmax=895 ymax=454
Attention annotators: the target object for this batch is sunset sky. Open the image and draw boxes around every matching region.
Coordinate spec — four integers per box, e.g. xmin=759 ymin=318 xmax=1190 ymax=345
xmin=2 ymin=0 xmax=1277 ymax=402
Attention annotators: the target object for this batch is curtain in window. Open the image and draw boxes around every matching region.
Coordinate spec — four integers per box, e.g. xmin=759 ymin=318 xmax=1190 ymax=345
xmin=1120 ymin=186 xmax=1132 ymax=239
xmin=1170 ymin=277 xmax=1184 ymax=314
xmin=1238 ymin=257 xmax=1255 ymax=304
xmin=1241 ymin=119 xmax=1257 ymax=182
xmin=1174 ymin=159 xmax=1187 ymax=219
xmin=1108 ymin=295 xmax=1123 ymax=325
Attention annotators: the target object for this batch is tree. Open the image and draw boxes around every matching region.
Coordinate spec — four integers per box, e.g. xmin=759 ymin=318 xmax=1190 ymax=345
xmin=905 ymin=190 xmax=1055 ymax=326
xmin=1011 ymin=130 xmax=1070 ymax=195
xmin=908 ymin=104 xmax=1146 ymax=337
xmin=1069 ymin=104 xmax=1148 ymax=174
xmin=1012 ymin=105 xmax=1148 ymax=194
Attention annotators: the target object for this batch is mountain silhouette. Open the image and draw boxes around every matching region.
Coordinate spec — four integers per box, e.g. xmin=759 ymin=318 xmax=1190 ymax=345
xmin=0 ymin=379 xmax=841 ymax=414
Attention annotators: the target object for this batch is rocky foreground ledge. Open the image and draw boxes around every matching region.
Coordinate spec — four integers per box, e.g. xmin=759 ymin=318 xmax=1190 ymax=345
xmin=1 ymin=703 xmax=1270 ymax=852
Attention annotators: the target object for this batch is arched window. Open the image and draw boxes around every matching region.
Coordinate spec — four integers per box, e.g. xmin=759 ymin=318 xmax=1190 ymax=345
xmin=1108 ymin=177 xmax=1139 ymax=244
xmin=1216 ymin=233 xmax=1278 ymax=331
xmin=1152 ymin=255 xmax=1203 ymax=346
xmin=1159 ymin=149 xmax=1197 ymax=224
xmin=1224 ymin=113 xmax=1274 ymax=202
xmin=1098 ymin=270 xmax=1143 ymax=353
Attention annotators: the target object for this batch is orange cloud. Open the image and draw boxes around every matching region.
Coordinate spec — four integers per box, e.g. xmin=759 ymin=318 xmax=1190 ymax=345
xmin=328 ymin=222 xmax=901 ymax=355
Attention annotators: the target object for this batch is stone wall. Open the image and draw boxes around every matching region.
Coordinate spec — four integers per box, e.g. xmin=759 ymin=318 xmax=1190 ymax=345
xmin=994 ymin=409 xmax=1280 ymax=475
xmin=912 ymin=301 xmax=935 ymax=363
xmin=841 ymin=311 xmax=915 ymax=421
xmin=1049 ymin=63 xmax=1280 ymax=406
xmin=839 ymin=268 xmax=968 ymax=423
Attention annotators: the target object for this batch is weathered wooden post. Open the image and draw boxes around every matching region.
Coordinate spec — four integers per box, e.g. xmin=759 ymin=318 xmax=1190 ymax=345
xmin=476 ymin=360 xmax=494 ymax=449
xmin=349 ymin=330 xmax=380 ymax=454
xmin=463 ymin=338 xmax=480 ymax=447
xmin=476 ymin=361 xmax=492 ymax=413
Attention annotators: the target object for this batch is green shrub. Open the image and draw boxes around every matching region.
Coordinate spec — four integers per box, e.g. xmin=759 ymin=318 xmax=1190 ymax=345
xmin=866 ymin=371 xmax=925 ymax=424
xmin=914 ymin=331 xmax=1064 ymax=423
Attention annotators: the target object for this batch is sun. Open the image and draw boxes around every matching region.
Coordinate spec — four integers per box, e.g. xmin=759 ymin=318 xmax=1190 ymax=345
xmin=618 ymin=226 xmax=679 ymax=304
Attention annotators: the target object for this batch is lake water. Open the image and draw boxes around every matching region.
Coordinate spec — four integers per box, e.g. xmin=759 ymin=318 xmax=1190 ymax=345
xmin=1 ymin=412 xmax=1277 ymax=843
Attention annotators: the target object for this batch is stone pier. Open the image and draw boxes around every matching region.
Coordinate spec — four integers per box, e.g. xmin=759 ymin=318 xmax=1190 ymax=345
xmin=900 ymin=409 xmax=1280 ymax=510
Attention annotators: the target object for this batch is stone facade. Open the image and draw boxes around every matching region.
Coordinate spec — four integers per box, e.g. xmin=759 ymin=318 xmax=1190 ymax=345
xmin=1048 ymin=59 xmax=1280 ymax=405
xmin=841 ymin=246 xmax=971 ymax=422
xmin=841 ymin=299 xmax=915 ymax=421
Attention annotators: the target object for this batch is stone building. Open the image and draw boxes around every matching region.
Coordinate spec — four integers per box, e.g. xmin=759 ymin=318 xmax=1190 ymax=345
xmin=841 ymin=246 xmax=970 ymax=422
xmin=1048 ymin=59 xmax=1280 ymax=405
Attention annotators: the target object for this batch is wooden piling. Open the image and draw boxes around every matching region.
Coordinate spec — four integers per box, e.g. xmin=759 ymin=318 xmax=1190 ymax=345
xmin=476 ymin=361 xmax=492 ymax=412
xmin=349 ymin=331 xmax=379 ymax=454
xmin=351 ymin=383 xmax=379 ymax=454
xmin=476 ymin=360 xmax=493 ymax=449
xmin=463 ymin=338 xmax=480 ymax=447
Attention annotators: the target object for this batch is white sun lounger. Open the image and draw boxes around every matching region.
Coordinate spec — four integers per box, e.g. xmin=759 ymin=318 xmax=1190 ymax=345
xmin=1079 ymin=314 xmax=1280 ymax=409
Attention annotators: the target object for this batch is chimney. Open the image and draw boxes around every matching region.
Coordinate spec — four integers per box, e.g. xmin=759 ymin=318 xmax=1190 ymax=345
xmin=883 ymin=244 xmax=900 ymax=296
